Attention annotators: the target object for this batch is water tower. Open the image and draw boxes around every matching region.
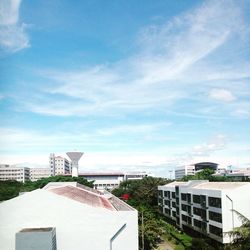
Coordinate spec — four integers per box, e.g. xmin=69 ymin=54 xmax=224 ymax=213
xmin=66 ymin=152 xmax=84 ymax=177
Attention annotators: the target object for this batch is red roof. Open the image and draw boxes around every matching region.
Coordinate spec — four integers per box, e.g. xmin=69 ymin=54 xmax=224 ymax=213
xmin=49 ymin=185 xmax=115 ymax=211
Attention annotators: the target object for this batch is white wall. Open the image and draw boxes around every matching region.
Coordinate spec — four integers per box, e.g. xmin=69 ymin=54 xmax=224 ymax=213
xmin=0 ymin=189 xmax=138 ymax=250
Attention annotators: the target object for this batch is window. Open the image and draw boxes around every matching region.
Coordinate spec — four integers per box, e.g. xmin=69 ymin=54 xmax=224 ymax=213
xmin=164 ymin=191 xmax=170 ymax=198
xmin=172 ymin=201 xmax=176 ymax=208
xmin=158 ymin=190 xmax=163 ymax=197
xmin=209 ymin=211 xmax=222 ymax=223
xmin=164 ymin=200 xmax=170 ymax=206
xmin=209 ymin=225 xmax=222 ymax=237
xmin=193 ymin=195 xmax=201 ymax=204
xmin=171 ymin=192 xmax=176 ymax=199
xmin=181 ymin=204 xmax=188 ymax=212
xmin=208 ymin=197 xmax=221 ymax=208
xmin=181 ymin=193 xmax=187 ymax=201
xmin=164 ymin=208 xmax=171 ymax=216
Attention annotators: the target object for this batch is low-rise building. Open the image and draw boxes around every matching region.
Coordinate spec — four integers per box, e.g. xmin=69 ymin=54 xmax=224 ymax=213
xmin=0 ymin=182 xmax=138 ymax=250
xmin=158 ymin=180 xmax=250 ymax=244
xmin=76 ymin=171 xmax=150 ymax=190
xmin=30 ymin=167 xmax=51 ymax=181
xmin=175 ymin=162 xmax=219 ymax=180
xmin=0 ymin=164 xmax=30 ymax=183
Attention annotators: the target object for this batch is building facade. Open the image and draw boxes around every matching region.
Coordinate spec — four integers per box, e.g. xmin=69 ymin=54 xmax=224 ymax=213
xmin=158 ymin=180 xmax=250 ymax=244
xmin=175 ymin=162 xmax=219 ymax=180
xmin=49 ymin=154 xmax=71 ymax=176
xmin=30 ymin=168 xmax=51 ymax=181
xmin=78 ymin=171 xmax=150 ymax=190
xmin=0 ymin=164 xmax=30 ymax=183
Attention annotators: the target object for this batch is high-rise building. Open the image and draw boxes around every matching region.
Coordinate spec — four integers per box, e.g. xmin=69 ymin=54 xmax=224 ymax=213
xmin=158 ymin=180 xmax=250 ymax=244
xmin=49 ymin=154 xmax=71 ymax=175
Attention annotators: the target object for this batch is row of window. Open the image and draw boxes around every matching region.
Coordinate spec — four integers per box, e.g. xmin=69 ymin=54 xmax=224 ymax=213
xmin=159 ymin=190 xmax=222 ymax=208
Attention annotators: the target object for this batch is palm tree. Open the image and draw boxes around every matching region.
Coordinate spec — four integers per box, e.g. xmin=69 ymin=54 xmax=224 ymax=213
xmin=226 ymin=210 xmax=250 ymax=250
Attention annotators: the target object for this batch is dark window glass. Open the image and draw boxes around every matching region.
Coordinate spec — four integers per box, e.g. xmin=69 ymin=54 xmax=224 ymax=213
xmin=208 ymin=197 xmax=221 ymax=208
xmin=181 ymin=193 xmax=187 ymax=201
xmin=193 ymin=195 xmax=201 ymax=204
xmin=209 ymin=211 xmax=222 ymax=223
xmin=172 ymin=192 xmax=176 ymax=199
xmin=209 ymin=225 xmax=222 ymax=237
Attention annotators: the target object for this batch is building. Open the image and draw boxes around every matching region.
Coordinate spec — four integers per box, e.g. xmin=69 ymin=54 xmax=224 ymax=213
xmin=49 ymin=154 xmax=71 ymax=176
xmin=0 ymin=182 xmax=138 ymax=250
xmin=175 ymin=162 xmax=219 ymax=180
xmin=0 ymin=164 xmax=30 ymax=183
xmin=213 ymin=167 xmax=250 ymax=181
xmin=75 ymin=171 xmax=150 ymax=190
xmin=30 ymin=168 xmax=51 ymax=181
xmin=158 ymin=180 xmax=250 ymax=244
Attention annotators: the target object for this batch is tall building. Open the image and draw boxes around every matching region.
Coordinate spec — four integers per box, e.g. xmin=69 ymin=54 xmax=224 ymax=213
xmin=49 ymin=154 xmax=71 ymax=175
xmin=175 ymin=162 xmax=218 ymax=180
xmin=0 ymin=164 xmax=30 ymax=183
xmin=0 ymin=182 xmax=138 ymax=250
xmin=158 ymin=180 xmax=250 ymax=244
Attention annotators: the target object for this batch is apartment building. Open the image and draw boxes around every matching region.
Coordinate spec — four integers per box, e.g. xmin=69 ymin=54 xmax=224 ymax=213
xmin=0 ymin=164 xmax=30 ymax=183
xmin=175 ymin=162 xmax=218 ymax=180
xmin=158 ymin=180 xmax=250 ymax=244
xmin=49 ymin=153 xmax=71 ymax=175
xmin=30 ymin=167 xmax=51 ymax=181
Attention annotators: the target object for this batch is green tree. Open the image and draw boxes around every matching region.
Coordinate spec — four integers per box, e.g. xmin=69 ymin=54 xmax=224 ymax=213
xmin=227 ymin=210 xmax=250 ymax=250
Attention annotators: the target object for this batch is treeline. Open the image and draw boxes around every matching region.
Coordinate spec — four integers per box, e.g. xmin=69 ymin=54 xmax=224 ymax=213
xmin=0 ymin=175 xmax=93 ymax=201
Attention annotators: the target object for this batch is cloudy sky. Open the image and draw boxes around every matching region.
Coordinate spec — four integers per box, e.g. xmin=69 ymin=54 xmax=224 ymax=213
xmin=0 ymin=0 xmax=250 ymax=177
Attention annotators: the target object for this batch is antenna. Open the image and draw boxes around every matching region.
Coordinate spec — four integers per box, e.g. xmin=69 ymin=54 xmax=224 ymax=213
xmin=66 ymin=152 xmax=84 ymax=177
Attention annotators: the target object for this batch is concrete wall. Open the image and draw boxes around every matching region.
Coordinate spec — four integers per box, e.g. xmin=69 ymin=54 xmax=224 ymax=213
xmin=0 ymin=189 xmax=138 ymax=250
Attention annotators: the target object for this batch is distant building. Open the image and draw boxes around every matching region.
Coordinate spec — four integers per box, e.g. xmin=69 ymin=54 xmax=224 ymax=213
xmin=75 ymin=171 xmax=150 ymax=190
xmin=49 ymin=153 xmax=71 ymax=176
xmin=175 ymin=162 xmax=219 ymax=180
xmin=0 ymin=182 xmax=138 ymax=250
xmin=0 ymin=164 xmax=30 ymax=183
xmin=213 ymin=167 xmax=250 ymax=181
xmin=30 ymin=167 xmax=51 ymax=181
xmin=158 ymin=180 xmax=250 ymax=244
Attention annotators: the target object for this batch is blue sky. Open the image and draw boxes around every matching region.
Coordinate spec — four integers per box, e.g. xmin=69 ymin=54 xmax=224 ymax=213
xmin=0 ymin=0 xmax=250 ymax=177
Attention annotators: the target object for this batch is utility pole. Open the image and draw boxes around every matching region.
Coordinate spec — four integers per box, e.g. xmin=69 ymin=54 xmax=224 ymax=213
xmin=141 ymin=211 xmax=144 ymax=250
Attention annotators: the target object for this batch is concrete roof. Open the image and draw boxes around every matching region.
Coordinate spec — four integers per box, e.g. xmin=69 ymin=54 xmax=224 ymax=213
xmin=193 ymin=182 xmax=250 ymax=190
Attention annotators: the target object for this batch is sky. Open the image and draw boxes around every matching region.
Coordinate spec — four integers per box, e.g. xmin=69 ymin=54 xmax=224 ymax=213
xmin=0 ymin=0 xmax=250 ymax=177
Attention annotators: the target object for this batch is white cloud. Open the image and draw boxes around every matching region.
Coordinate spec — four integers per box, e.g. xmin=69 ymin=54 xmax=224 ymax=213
xmin=0 ymin=0 xmax=29 ymax=53
xmin=17 ymin=0 xmax=248 ymax=118
xmin=209 ymin=88 xmax=236 ymax=102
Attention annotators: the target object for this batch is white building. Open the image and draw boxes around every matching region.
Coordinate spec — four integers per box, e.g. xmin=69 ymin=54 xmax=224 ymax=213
xmin=0 ymin=164 xmax=30 ymax=183
xmin=158 ymin=180 xmax=250 ymax=244
xmin=49 ymin=154 xmax=71 ymax=176
xmin=78 ymin=171 xmax=150 ymax=190
xmin=30 ymin=167 xmax=51 ymax=181
xmin=0 ymin=182 xmax=138 ymax=250
xmin=175 ymin=162 xmax=219 ymax=180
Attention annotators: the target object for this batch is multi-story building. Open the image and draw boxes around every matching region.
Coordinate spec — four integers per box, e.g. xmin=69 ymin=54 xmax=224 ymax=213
xmin=175 ymin=162 xmax=219 ymax=180
xmin=30 ymin=167 xmax=51 ymax=181
xmin=49 ymin=153 xmax=71 ymax=175
xmin=0 ymin=164 xmax=30 ymax=183
xmin=158 ymin=180 xmax=250 ymax=244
